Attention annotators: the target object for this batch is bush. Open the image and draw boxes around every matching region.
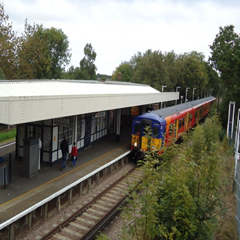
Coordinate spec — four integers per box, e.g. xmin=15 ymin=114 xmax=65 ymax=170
xmin=0 ymin=129 xmax=16 ymax=143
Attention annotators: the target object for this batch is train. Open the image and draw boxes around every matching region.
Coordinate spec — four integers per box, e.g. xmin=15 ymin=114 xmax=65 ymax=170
xmin=131 ymin=96 xmax=216 ymax=158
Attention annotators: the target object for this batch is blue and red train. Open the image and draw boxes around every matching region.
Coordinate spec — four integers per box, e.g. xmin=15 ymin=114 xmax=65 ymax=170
xmin=131 ymin=96 xmax=216 ymax=157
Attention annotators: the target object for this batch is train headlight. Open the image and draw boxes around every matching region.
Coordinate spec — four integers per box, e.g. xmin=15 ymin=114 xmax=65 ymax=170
xmin=134 ymin=142 xmax=138 ymax=147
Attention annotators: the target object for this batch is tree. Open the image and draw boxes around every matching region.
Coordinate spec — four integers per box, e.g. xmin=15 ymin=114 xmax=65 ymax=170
xmin=112 ymin=61 xmax=133 ymax=82
xmin=209 ymin=25 xmax=240 ymax=86
xmin=157 ymin=114 xmax=223 ymax=240
xmin=130 ymin=49 xmax=167 ymax=90
xmin=0 ymin=3 xmax=18 ymax=79
xmin=17 ymin=22 xmax=51 ymax=79
xmin=157 ymin=154 xmax=198 ymax=239
xmin=18 ymin=22 xmax=71 ymax=79
xmin=43 ymin=27 xmax=71 ymax=79
xmin=180 ymin=51 xmax=209 ymax=100
xmin=115 ymin=49 xmax=212 ymax=97
xmin=79 ymin=43 xmax=97 ymax=80
xmin=0 ymin=68 xmax=5 ymax=79
xmin=209 ymin=25 xmax=240 ymax=125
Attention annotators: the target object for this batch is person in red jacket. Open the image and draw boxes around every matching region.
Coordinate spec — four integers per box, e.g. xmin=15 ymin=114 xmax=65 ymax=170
xmin=70 ymin=142 xmax=78 ymax=167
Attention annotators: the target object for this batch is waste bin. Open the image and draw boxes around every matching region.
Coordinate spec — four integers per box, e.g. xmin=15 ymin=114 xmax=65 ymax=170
xmin=23 ymin=137 xmax=39 ymax=178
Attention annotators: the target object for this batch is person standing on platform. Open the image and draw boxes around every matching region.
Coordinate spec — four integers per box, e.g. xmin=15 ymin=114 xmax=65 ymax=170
xmin=60 ymin=135 xmax=69 ymax=171
xmin=70 ymin=142 xmax=78 ymax=167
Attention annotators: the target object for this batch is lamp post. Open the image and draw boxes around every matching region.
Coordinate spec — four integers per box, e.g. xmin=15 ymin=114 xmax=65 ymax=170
xmin=161 ymin=85 xmax=167 ymax=108
xmin=192 ymin=88 xmax=196 ymax=101
xmin=185 ymin=87 xmax=189 ymax=103
xmin=175 ymin=86 xmax=180 ymax=105
xmin=181 ymin=96 xmax=183 ymax=104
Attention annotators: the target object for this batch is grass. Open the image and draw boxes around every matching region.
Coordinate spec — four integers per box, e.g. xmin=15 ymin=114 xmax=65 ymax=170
xmin=0 ymin=129 xmax=16 ymax=144
xmin=214 ymin=141 xmax=238 ymax=240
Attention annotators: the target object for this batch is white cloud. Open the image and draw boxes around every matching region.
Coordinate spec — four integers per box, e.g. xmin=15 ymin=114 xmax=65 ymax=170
xmin=3 ymin=0 xmax=240 ymax=75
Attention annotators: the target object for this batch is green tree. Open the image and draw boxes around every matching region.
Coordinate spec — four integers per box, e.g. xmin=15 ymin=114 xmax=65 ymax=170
xmin=209 ymin=25 xmax=240 ymax=125
xmin=116 ymin=49 xmax=212 ymax=98
xmin=163 ymin=51 xmax=181 ymax=90
xmin=157 ymin=154 xmax=198 ymax=239
xmin=209 ymin=25 xmax=240 ymax=87
xmin=18 ymin=22 xmax=71 ymax=79
xmin=158 ymin=114 xmax=223 ymax=240
xmin=180 ymin=51 xmax=209 ymax=100
xmin=0 ymin=68 xmax=6 ymax=79
xmin=79 ymin=43 xmax=97 ymax=80
xmin=43 ymin=27 xmax=71 ymax=79
xmin=0 ymin=3 xmax=18 ymax=79
xmin=18 ymin=22 xmax=51 ymax=79
xmin=62 ymin=65 xmax=79 ymax=79
xmin=112 ymin=61 xmax=133 ymax=82
xmin=130 ymin=49 xmax=167 ymax=90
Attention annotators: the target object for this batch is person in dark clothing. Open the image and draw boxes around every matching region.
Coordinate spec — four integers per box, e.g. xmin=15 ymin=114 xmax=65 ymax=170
xmin=60 ymin=135 xmax=69 ymax=171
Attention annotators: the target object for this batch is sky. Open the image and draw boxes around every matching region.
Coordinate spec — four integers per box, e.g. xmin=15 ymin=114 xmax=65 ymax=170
xmin=2 ymin=0 xmax=240 ymax=75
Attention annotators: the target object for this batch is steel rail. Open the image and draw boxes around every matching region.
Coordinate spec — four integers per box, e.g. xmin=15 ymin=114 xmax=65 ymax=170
xmin=41 ymin=166 xmax=142 ymax=240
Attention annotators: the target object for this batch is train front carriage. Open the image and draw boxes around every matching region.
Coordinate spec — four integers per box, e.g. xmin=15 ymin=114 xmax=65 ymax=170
xmin=131 ymin=97 xmax=216 ymax=160
xmin=131 ymin=112 xmax=166 ymax=154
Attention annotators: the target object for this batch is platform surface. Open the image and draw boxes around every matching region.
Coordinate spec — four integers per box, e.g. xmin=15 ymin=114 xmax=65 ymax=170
xmin=0 ymin=129 xmax=131 ymax=224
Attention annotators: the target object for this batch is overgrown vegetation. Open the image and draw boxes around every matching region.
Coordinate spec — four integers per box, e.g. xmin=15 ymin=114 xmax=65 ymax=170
xmin=97 ymin=113 xmax=237 ymax=240
xmin=0 ymin=129 xmax=16 ymax=143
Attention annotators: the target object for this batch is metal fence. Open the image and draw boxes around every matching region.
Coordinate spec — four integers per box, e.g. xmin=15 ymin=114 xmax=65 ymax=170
xmin=235 ymin=159 xmax=240 ymax=240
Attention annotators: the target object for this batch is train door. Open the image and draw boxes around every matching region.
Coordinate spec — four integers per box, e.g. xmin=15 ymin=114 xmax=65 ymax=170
xmin=188 ymin=113 xmax=193 ymax=128
xmin=84 ymin=115 xmax=92 ymax=147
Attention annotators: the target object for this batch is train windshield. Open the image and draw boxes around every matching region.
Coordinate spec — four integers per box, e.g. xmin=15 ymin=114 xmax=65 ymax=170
xmin=134 ymin=124 xmax=141 ymax=134
xmin=141 ymin=119 xmax=152 ymax=135
xmin=152 ymin=127 xmax=159 ymax=137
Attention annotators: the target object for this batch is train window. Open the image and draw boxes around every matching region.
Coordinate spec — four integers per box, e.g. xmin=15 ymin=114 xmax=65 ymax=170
xmin=142 ymin=123 xmax=151 ymax=135
xmin=200 ymin=107 xmax=203 ymax=117
xmin=160 ymin=125 xmax=166 ymax=138
xmin=134 ymin=124 xmax=141 ymax=134
xmin=152 ymin=127 xmax=159 ymax=138
xmin=189 ymin=113 xmax=193 ymax=122
xmin=178 ymin=119 xmax=182 ymax=129
xmin=195 ymin=110 xmax=198 ymax=121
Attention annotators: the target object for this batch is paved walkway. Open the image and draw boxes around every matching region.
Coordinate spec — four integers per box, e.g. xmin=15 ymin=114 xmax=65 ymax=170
xmin=0 ymin=129 xmax=131 ymax=206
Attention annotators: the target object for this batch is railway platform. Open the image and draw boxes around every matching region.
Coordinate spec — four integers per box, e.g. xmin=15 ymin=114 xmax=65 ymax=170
xmin=0 ymin=128 xmax=132 ymax=225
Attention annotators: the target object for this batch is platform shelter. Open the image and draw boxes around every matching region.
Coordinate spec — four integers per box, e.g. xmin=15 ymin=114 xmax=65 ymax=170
xmin=0 ymin=79 xmax=178 ymax=168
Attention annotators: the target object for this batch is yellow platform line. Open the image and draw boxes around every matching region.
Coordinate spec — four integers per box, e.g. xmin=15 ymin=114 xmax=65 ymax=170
xmin=0 ymin=143 xmax=129 ymax=207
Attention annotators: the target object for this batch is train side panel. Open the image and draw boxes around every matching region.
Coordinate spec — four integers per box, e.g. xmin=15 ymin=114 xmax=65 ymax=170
xmin=131 ymin=97 xmax=216 ymax=158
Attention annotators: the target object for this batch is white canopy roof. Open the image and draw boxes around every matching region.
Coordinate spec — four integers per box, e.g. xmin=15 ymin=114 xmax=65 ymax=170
xmin=0 ymin=80 xmax=179 ymax=125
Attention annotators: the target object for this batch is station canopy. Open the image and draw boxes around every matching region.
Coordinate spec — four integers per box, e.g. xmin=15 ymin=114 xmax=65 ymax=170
xmin=0 ymin=80 xmax=178 ymax=125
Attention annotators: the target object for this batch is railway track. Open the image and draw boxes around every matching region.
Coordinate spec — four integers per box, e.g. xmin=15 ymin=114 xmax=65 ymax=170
xmin=41 ymin=166 xmax=143 ymax=240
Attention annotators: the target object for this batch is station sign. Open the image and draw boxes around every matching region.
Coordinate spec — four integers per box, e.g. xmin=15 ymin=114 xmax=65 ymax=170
xmin=95 ymin=112 xmax=106 ymax=118
xmin=54 ymin=118 xmax=69 ymax=127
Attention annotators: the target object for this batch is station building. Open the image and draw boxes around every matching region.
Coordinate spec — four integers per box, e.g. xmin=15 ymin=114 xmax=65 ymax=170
xmin=0 ymin=79 xmax=178 ymax=168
